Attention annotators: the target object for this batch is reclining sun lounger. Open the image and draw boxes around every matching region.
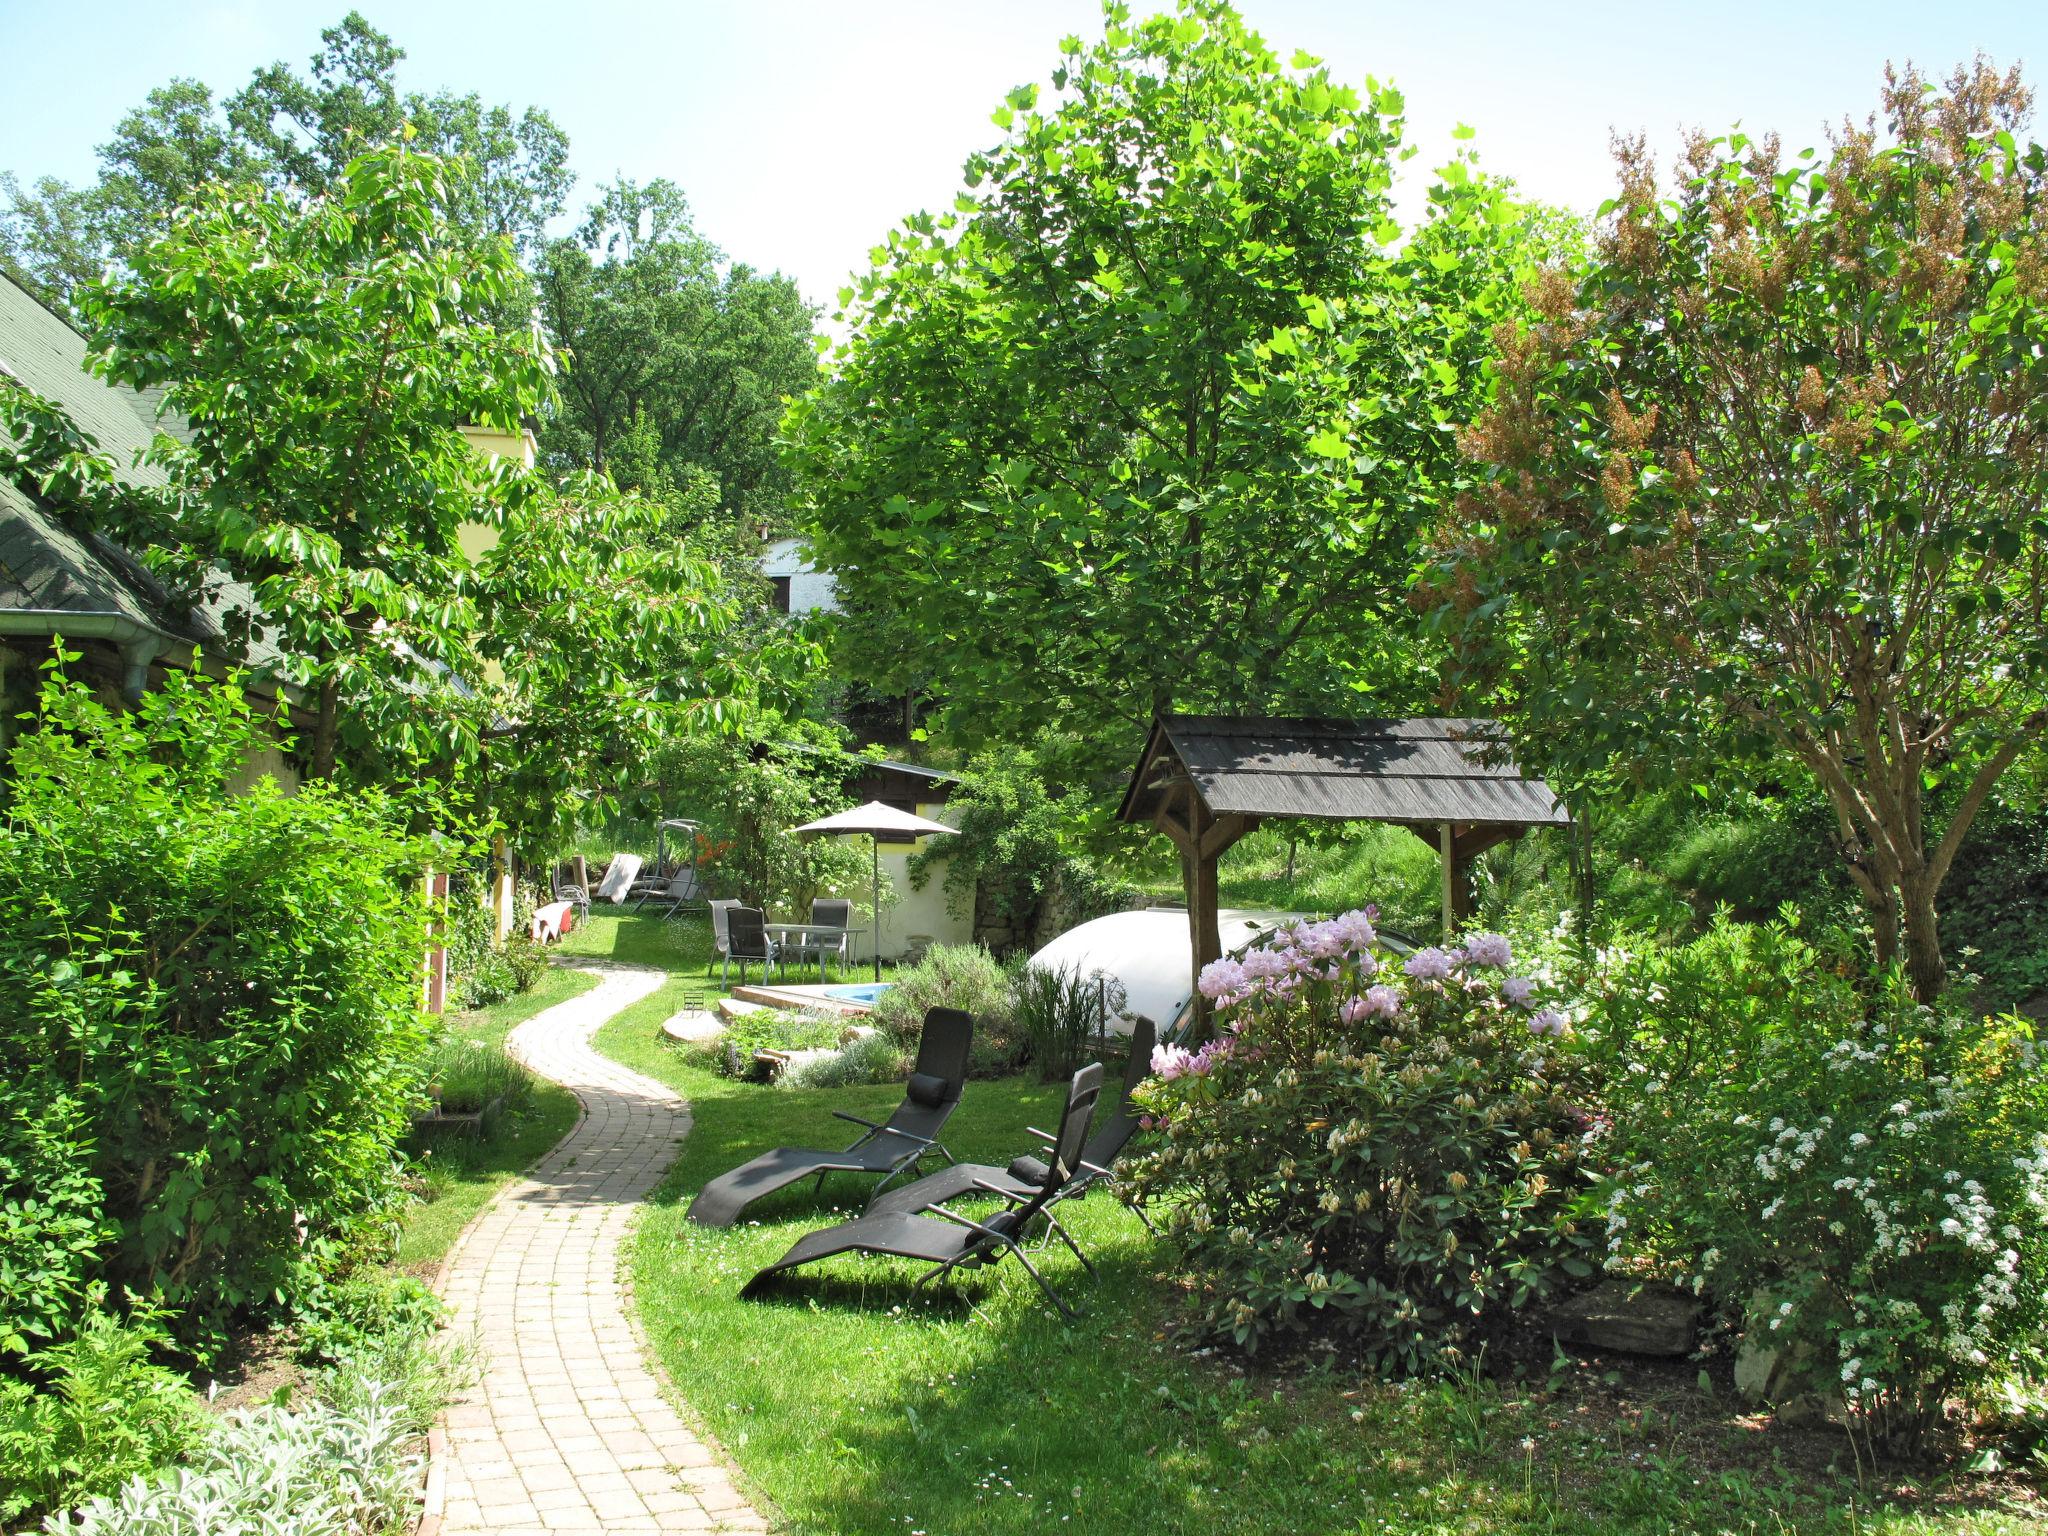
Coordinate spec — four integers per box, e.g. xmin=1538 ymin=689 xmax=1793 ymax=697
xmin=740 ymin=1062 xmax=1103 ymax=1319
xmin=687 ymin=1008 xmax=973 ymax=1227
xmin=863 ymin=1018 xmax=1157 ymax=1233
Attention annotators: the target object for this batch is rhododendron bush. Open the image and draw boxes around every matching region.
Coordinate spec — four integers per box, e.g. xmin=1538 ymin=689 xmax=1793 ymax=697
xmin=1588 ymin=918 xmax=2048 ymax=1451
xmin=1127 ymin=912 xmax=1600 ymax=1369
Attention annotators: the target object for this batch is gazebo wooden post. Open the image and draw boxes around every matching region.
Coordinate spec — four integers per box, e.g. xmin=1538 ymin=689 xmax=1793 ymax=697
xmin=1439 ymin=822 xmax=1457 ymax=937
xmin=1427 ymin=822 xmax=1520 ymax=937
xmin=1155 ymin=778 xmax=1254 ymax=1040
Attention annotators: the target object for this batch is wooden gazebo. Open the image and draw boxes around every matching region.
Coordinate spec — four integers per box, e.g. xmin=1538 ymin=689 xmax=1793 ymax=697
xmin=1117 ymin=715 xmax=1570 ymax=1027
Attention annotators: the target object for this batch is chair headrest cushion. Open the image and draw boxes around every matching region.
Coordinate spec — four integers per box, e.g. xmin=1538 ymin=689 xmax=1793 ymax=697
xmin=1005 ymin=1154 xmax=1051 ymax=1186
xmin=905 ymin=1071 xmax=949 ymax=1108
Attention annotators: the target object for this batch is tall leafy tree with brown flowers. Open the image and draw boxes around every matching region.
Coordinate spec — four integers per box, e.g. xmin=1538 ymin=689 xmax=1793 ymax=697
xmin=1430 ymin=61 xmax=2048 ymax=999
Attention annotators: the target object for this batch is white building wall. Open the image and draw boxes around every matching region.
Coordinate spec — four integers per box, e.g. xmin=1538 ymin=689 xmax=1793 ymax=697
xmin=762 ymin=537 xmax=839 ymax=615
xmin=829 ymin=799 xmax=976 ymax=963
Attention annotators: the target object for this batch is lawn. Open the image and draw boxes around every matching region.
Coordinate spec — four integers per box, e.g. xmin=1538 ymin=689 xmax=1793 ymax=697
xmin=394 ymin=965 xmax=595 ymax=1269
xmin=594 ymin=1002 xmax=2042 ymax=1536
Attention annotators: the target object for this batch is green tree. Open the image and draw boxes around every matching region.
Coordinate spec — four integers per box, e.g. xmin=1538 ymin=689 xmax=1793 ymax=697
xmin=2 ymin=12 xmax=570 ymax=307
xmin=469 ymin=472 xmax=786 ymax=853
xmin=1430 ymin=61 xmax=2048 ymax=1000
xmin=85 ymin=141 xmax=556 ymax=778
xmin=536 ymin=177 xmax=818 ymax=526
xmin=785 ymin=0 xmax=1553 ymax=764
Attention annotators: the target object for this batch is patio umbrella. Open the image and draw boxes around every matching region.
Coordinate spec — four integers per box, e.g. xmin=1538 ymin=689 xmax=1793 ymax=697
xmin=792 ymin=801 xmax=955 ymax=981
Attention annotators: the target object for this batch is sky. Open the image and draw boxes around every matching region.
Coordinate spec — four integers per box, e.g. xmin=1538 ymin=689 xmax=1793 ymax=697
xmin=4 ymin=0 xmax=2046 ymax=322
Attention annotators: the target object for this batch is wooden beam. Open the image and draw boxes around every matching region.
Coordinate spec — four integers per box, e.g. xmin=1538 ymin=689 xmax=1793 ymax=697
xmin=1199 ymin=812 xmax=1258 ymax=861
xmin=1451 ymin=825 xmax=1522 ymax=862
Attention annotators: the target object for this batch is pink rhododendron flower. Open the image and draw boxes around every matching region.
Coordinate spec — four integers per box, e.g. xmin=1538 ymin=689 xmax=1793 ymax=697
xmin=1331 ymin=909 xmax=1378 ymax=949
xmin=1197 ymin=958 xmax=1248 ymax=1000
xmin=1152 ymin=1043 xmax=1196 ymax=1080
xmin=1301 ymin=921 xmax=1346 ymax=960
xmin=1362 ymin=984 xmax=1401 ymax=1018
xmin=1240 ymin=949 xmax=1285 ymax=981
xmin=1461 ymin=932 xmax=1513 ymax=969
xmin=1500 ymin=976 xmax=1536 ymax=1008
xmin=1404 ymin=947 xmax=1454 ymax=981
xmin=1526 ymin=1008 xmax=1568 ymax=1038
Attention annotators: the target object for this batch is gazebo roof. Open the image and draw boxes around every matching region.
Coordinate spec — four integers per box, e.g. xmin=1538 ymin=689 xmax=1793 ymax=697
xmin=1117 ymin=714 xmax=1570 ymax=830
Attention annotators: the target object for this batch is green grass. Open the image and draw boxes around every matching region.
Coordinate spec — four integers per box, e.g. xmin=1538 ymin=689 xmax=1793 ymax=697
xmin=394 ymin=966 xmax=595 ymax=1269
xmin=594 ymin=1011 xmax=2038 ymax=1536
xmin=560 ymin=906 xmax=910 ymax=996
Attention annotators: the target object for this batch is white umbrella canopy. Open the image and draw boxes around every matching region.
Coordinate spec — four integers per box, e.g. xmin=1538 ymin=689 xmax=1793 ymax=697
xmin=792 ymin=801 xmax=956 ymax=979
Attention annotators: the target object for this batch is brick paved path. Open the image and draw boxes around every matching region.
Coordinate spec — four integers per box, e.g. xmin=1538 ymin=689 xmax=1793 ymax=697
xmin=435 ymin=965 xmax=769 ymax=1534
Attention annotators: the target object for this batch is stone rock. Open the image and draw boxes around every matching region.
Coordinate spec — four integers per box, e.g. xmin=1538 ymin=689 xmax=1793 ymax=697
xmin=1548 ymin=1279 xmax=1699 ymax=1357
xmin=1733 ymin=1330 xmax=1842 ymax=1422
xmin=660 ymin=1008 xmax=722 ymax=1044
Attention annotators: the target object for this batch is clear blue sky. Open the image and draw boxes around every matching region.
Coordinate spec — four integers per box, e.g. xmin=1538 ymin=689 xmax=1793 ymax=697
xmin=4 ymin=0 xmax=2044 ymax=316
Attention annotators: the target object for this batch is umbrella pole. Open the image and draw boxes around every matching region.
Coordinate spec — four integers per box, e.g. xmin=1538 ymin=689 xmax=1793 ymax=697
xmin=871 ymin=836 xmax=882 ymax=982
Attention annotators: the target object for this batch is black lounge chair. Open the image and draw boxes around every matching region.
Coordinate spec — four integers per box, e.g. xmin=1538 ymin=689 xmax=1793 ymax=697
xmin=741 ymin=1062 xmax=1104 ymax=1319
xmin=687 ymin=1008 xmax=973 ymax=1227
xmin=864 ymin=1018 xmax=1159 ymax=1233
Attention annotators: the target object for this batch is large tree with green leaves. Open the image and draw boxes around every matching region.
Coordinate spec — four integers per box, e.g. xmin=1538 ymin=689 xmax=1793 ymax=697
xmin=535 ymin=178 xmax=818 ymax=526
xmin=1429 ymin=61 xmax=2048 ymax=1000
xmin=785 ymin=0 xmax=1555 ymax=769
xmin=2 ymin=11 xmax=570 ymax=307
xmin=86 ymin=142 xmax=554 ymax=778
xmin=78 ymin=140 xmax=780 ymax=829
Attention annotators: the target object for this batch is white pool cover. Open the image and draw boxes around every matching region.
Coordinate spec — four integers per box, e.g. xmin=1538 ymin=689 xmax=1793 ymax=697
xmin=1024 ymin=907 xmax=1289 ymax=1040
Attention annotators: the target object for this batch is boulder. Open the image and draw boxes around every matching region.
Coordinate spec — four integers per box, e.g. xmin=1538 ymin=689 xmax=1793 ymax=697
xmin=1548 ymin=1280 xmax=1700 ymax=1357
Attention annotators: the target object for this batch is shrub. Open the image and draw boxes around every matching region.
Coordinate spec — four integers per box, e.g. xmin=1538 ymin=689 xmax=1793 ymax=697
xmin=1587 ymin=917 xmax=2048 ymax=1453
xmin=0 ymin=1301 xmax=205 ymax=1525
xmin=291 ymin=1271 xmax=444 ymax=1369
xmin=0 ymin=668 xmax=432 ymax=1348
xmin=1128 ymin=914 xmax=1600 ymax=1369
xmin=419 ymin=1034 xmax=532 ymax=1116
xmin=868 ymin=944 xmax=1022 ymax=1075
xmin=0 ymin=1088 xmax=109 ymax=1358
xmin=444 ymin=884 xmax=548 ymax=1015
xmin=780 ymin=1031 xmax=908 ymax=1090
xmin=717 ymin=1012 xmax=844 ymax=1080
xmin=1013 ymin=961 xmax=1126 ymax=1081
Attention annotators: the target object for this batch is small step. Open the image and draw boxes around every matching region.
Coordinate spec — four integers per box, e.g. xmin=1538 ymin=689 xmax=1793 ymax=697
xmin=715 ymin=996 xmax=768 ymax=1024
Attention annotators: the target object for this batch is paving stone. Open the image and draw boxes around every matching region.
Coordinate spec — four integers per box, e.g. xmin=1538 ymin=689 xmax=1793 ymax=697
xmin=434 ymin=964 xmax=764 ymax=1534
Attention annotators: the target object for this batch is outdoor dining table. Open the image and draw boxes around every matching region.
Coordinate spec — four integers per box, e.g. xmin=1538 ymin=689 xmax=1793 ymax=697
xmin=765 ymin=922 xmax=866 ymax=983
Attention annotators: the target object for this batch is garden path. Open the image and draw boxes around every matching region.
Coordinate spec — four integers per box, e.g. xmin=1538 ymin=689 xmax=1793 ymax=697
xmin=433 ymin=963 xmax=768 ymax=1534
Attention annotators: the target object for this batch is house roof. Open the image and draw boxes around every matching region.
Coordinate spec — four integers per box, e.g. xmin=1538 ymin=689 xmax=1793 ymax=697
xmin=1117 ymin=714 xmax=1570 ymax=829
xmin=0 ymin=271 xmax=283 ymax=677
xmin=0 ymin=273 xmax=174 ymax=488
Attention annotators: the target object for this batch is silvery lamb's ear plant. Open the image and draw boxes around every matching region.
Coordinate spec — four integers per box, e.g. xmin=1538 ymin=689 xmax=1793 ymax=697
xmin=45 ymin=1323 xmax=474 ymax=1536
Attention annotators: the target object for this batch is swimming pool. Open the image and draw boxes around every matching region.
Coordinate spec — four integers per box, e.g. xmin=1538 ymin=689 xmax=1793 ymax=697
xmin=824 ymin=983 xmax=893 ymax=1005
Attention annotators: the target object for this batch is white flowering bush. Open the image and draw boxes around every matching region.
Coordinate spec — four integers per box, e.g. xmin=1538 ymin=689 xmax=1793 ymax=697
xmin=1588 ymin=917 xmax=2048 ymax=1451
xmin=1126 ymin=912 xmax=1601 ymax=1371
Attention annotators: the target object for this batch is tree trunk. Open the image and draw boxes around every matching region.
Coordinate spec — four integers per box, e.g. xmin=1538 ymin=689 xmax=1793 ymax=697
xmin=1900 ymin=874 xmax=1945 ymax=1004
xmin=310 ymin=673 xmax=340 ymax=779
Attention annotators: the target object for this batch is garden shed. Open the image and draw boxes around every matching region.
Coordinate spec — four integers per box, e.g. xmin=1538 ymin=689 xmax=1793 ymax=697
xmin=1117 ymin=714 xmax=1570 ymax=1026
